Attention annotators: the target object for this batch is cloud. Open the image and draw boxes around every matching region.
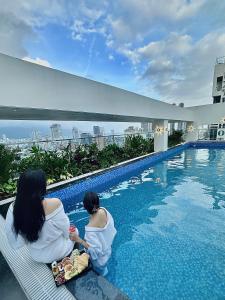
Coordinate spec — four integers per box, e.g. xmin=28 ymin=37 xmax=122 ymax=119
xmin=106 ymin=0 xmax=204 ymax=45
xmin=0 ymin=0 xmax=67 ymax=58
xmin=23 ymin=56 xmax=51 ymax=67
xmin=0 ymin=0 xmax=107 ymax=56
xmin=140 ymin=31 xmax=225 ymax=105
xmin=83 ymin=35 xmax=96 ymax=77
xmin=138 ymin=33 xmax=192 ymax=58
xmin=70 ymin=1 xmax=107 ymax=41
xmin=108 ymin=54 xmax=114 ymax=60
xmin=0 ymin=11 xmax=33 ymax=57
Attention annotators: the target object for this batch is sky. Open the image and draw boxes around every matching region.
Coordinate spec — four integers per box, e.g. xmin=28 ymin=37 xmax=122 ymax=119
xmin=0 ymin=0 xmax=225 ymax=136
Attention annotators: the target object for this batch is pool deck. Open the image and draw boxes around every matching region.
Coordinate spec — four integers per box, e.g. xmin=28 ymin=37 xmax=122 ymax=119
xmin=66 ymin=270 xmax=129 ymax=300
xmin=0 ymin=252 xmax=27 ymax=300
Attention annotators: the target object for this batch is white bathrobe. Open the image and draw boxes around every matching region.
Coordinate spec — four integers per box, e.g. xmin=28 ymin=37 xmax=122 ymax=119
xmin=5 ymin=202 xmax=75 ymax=263
xmin=84 ymin=208 xmax=117 ymax=269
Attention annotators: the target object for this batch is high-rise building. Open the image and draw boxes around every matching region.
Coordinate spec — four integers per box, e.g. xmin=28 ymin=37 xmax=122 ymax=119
xmin=93 ymin=126 xmax=101 ymax=136
xmin=32 ymin=129 xmax=41 ymax=141
xmin=93 ymin=126 xmax=104 ymax=136
xmin=208 ymin=56 xmax=225 ymax=139
xmin=72 ymin=127 xmax=79 ymax=141
xmin=95 ymin=136 xmax=106 ymax=150
xmin=80 ymin=133 xmax=93 ymax=145
xmin=50 ymin=124 xmax=63 ymax=140
xmin=212 ymin=56 xmax=225 ymax=104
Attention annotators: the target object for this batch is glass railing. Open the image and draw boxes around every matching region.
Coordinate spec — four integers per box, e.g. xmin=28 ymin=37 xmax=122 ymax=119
xmin=0 ymin=132 xmax=155 ymax=156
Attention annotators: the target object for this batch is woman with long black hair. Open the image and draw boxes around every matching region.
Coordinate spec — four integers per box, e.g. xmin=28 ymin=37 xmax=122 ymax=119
xmin=5 ymin=169 xmax=78 ymax=263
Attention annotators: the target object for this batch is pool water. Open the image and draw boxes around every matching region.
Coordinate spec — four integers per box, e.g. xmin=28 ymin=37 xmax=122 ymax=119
xmin=68 ymin=148 xmax=225 ymax=300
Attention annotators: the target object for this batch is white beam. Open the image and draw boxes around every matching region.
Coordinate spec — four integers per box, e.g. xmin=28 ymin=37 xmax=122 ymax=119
xmin=0 ymin=53 xmax=194 ymax=122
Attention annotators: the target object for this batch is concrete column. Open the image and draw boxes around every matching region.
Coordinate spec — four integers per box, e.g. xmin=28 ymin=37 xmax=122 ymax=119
xmin=153 ymin=120 xmax=168 ymax=152
xmin=183 ymin=122 xmax=198 ymax=142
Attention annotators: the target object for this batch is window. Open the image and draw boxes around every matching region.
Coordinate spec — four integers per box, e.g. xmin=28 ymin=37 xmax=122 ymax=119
xmin=213 ymin=96 xmax=221 ymax=103
xmin=223 ymin=97 xmax=225 ymax=102
xmin=216 ymin=76 xmax=223 ymax=91
xmin=217 ymin=76 xmax=223 ymax=82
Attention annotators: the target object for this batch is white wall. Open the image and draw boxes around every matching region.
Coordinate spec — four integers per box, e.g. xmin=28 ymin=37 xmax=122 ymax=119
xmin=187 ymin=103 xmax=225 ymax=125
xmin=1 ymin=53 xmax=225 ymax=127
xmin=212 ymin=63 xmax=225 ymax=99
xmin=0 ymin=53 xmax=194 ymax=122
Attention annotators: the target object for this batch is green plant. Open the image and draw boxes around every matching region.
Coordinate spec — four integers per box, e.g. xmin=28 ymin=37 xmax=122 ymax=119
xmin=124 ymin=135 xmax=153 ymax=159
xmin=0 ymin=136 xmax=155 ymax=201
xmin=0 ymin=179 xmax=17 ymax=195
xmin=0 ymin=144 xmax=17 ymax=184
xmin=98 ymin=144 xmax=125 ymax=168
xmin=168 ymin=130 xmax=184 ymax=147
xmin=18 ymin=146 xmax=72 ymax=183
xmin=71 ymin=144 xmax=100 ymax=174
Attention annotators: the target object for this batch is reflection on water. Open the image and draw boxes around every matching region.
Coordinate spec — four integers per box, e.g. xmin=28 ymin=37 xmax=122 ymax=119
xmin=69 ymin=149 xmax=225 ymax=300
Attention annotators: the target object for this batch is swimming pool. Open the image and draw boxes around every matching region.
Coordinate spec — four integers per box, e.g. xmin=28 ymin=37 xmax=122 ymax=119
xmin=51 ymin=143 xmax=225 ymax=299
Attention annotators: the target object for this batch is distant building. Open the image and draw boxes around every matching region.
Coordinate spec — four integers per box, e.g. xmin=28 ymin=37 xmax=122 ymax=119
xmin=80 ymin=132 xmax=93 ymax=145
xmin=208 ymin=56 xmax=225 ymax=139
xmin=93 ymin=126 xmax=101 ymax=136
xmin=31 ymin=129 xmax=41 ymax=141
xmin=93 ymin=126 xmax=104 ymax=136
xmin=72 ymin=127 xmax=79 ymax=141
xmin=50 ymin=124 xmax=63 ymax=140
xmin=95 ymin=136 xmax=106 ymax=150
xmin=212 ymin=56 xmax=225 ymax=104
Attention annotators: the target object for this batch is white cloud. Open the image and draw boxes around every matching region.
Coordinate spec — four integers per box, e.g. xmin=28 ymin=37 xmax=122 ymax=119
xmin=108 ymin=54 xmax=114 ymax=60
xmin=107 ymin=0 xmax=204 ymax=45
xmin=138 ymin=33 xmax=192 ymax=58
xmin=0 ymin=0 xmax=107 ymax=56
xmin=22 ymin=56 xmax=51 ymax=68
xmin=140 ymin=31 xmax=225 ymax=105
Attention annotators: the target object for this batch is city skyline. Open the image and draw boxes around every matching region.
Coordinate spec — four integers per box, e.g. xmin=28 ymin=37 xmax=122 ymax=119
xmin=0 ymin=120 xmax=145 ymax=140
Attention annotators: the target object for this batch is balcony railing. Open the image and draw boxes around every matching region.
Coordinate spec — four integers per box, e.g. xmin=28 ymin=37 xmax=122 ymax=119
xmin=1 ymin=133 xmax=154 ymax=157
xmin=216 ymin=56 xmax=225 ymax=64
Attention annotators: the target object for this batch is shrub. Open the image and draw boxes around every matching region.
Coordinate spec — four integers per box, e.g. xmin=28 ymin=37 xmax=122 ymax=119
xmin=0 ymin=144 xmax=17 ymax=184
xmin=0 ymin=136 xmax=154 ymax=200
xmin=98 ymin=144 xmax=125 ymax=168
xmin=124 ymin=135 xmax=154 ymax=159
xmin=0 ymin=144 xmax=18 ymax=198
xmin=18 ymin=146 xmax=72 ymax=183
xmin=71 ymin=144 xmax=100 ymax=174
xmin=168 ymin=130 xmax=184 ymax=147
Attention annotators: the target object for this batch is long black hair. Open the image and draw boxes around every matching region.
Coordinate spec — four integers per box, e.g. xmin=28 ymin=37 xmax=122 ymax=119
xmin=83 ymin=191 xmax=100 ymax=214
xmin=13 ymin=169 xmax=46 ymax=242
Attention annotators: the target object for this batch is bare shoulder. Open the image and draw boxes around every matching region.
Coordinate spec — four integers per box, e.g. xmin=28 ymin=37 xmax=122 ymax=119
xmin=43 ymin=198 xmax=62 ymax=215
xmin=89 ymin=208 xmax=107 ymax=228
xmin=98 ymin=208 xmax=107 ymax=220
